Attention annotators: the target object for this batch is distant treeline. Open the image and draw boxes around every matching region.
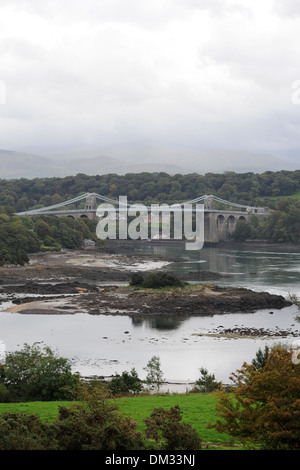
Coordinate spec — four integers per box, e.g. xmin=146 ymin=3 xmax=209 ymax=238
xmin=0 ymin=169 xmax=299 ymax=212
xmin=0 ymin=170 xmax=299 ymax=265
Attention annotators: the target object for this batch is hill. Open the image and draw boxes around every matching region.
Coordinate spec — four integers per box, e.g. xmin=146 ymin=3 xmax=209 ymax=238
xmin=0 ymin=144 xmax=298 ymax=179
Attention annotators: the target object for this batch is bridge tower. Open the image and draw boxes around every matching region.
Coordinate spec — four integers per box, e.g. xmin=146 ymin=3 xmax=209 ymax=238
xmin=203 ymin=196 xmax=219 ymax=243
xmin=204 ymin=196 xmax=215 ymax=211
xmin=85 ymin=194 xmax=97 ymax=211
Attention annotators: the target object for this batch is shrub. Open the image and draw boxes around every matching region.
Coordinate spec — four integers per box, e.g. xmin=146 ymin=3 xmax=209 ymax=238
xmin=144 ymin=405 xmax=201 ymax=450
xmin=130 ymin=273 xmax=144 ymax=286
xmin=54 ymin=402 xmax=145 ymax=450
xmin=130 ymin=272 xmax=186 ymax=289
xmin=0 ymin=413 xmax=57 ymax=450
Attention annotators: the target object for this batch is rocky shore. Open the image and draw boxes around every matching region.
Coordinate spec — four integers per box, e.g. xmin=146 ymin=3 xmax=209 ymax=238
xmin=0 ymin=250 xmax=293 ymax=320
xmin=76 ymin=284 xmax=292 ymax=316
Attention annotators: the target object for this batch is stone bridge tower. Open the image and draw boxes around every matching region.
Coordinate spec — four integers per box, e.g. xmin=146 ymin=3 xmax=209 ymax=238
xmin=85 ymin=194 xmax=97 ymax=211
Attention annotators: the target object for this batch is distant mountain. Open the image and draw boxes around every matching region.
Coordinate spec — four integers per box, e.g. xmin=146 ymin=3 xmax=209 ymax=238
xmin=0 ymin=150 xmax=66 ymax=179
xmin=41 ymin=142 xmax=299 ymax=173
xmin=0 ymin=144 xmax=298 ymax=179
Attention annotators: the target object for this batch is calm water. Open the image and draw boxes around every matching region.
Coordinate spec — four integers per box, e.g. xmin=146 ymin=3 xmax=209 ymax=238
xmin=0 ymin=242 xmax=299 ymax=387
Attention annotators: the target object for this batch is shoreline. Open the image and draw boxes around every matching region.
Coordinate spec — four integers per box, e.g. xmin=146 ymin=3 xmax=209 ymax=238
xmin=1 ymin=283 xmax=292 ymax=317
xmin=0 ymin=245 xmax=299 ymax=388
xmin=0 ymin=248 xmax=294 ymax=318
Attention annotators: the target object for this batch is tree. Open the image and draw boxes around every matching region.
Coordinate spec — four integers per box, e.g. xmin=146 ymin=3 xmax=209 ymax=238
xmin=192 ymin=367 xmax=222 ymax=393
xmin=143 ymin=356 xmax=164 ymax=392
xmin=290 ymin=293 xmax=300 ymax=310
xmin=209 ymin=346 xmax=300 ymax=450
xmin=3 ymin=343 xmax=80 ymax=401
xmin=231 ymin=220 xmax=252 ymax=241
xmin=107 ymin=368 xmax=143 ymax=396
xmin=251 ymin=345 xmax=270 ymax=370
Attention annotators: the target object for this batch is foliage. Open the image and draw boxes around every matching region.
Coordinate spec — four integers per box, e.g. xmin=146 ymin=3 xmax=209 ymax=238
xmin=231 ymin=220 xmax=253 ymax=241
xmin=0 ymin=211 xmax=101 ymax=266
xmin=251 ymin=345 xmax=270 ymax=370
xmin=129 ymin=272 xmax=145 ymax=287
xmin=0 ymin=412 xmax=57 ymax=450
xmin=234 ymin=199 xmax=300 ymax=243
xmin=54 ymin=401 xmax=145 ymax=450
xmin=290 ymin=293 xmax=300 ymax=310
xmin=130 ymin=271 xmax=186 ymax=289
xmin=0 ymin=393 xmax=240 ymax=447
xmin=0 ymin=388 xmax=145 ymax=450
xmin=0 ymin=169 xmax=300 ymax=265
xmin=107 ymin=368 xmax=143 ymax=396
xmin=0 ymin=214 xmax=40 ymax=265
xmin=144 ymin=405 xmax=202 ymax=450
xmin=2 ymin=343 xmax=80 ymax=402
xmin=1 ymin=170 xmax=299 ymax=211
xmin=191 ymin=368 xmax=222 ymax=393
xmin=143 ymin=356 xmax=164 ymax=392
xmin=209 ymin=346 xmax=300 ymax=450
xmin=290 ymin=294 xmax=300 ymax=323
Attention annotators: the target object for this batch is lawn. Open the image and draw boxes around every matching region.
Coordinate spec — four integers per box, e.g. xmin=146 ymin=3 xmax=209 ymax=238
xmin=0 ymin=393 xmax=242 ymax=449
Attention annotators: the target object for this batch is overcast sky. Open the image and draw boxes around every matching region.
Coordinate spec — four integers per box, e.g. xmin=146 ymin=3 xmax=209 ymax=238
xmin=0 ymin=0 xmax=300 ymax=162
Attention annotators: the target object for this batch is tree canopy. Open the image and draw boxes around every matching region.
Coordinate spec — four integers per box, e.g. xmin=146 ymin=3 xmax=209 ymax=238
xmin=209 ymin=346 xmax=300 ymax=450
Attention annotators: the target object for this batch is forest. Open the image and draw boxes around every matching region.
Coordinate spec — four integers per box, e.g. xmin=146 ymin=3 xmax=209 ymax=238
xmin=0 ymin=169 xmax=299 ymax=265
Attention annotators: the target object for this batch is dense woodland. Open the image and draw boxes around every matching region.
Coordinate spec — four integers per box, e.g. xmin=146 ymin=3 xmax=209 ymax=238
xmin=0 ymin=169 xmax=300 ymax=210
xmin=0 ymin=169 xmax=299 ymax=265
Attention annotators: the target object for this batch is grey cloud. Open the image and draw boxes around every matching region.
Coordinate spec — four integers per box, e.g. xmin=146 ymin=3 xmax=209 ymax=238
xmin=273 ymin=0 xmax=300 ymax=17
xmin=174 ymin=0 xmax=251 ymax=17
xmin=0 ymin=1 xmax=299 ymax=165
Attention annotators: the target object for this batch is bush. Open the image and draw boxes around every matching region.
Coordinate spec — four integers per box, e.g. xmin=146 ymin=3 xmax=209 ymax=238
xmin=144 ymin=405 xmax=201 ymax=450
xmin=130 ymin=273 xmax=145 ymax=286
xmin=0 ymin=413 xmax=57 ymax=450
xmin=54 ymin=403 xmax=145 ymax=450
xmin=0 ymin=404 xmax=146 ymax=450
xmin=130 ymin=272 xmax=186 ymax=289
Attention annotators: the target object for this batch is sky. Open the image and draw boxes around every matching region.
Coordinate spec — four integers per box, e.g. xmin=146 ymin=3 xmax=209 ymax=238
xmin=0 ymin=0 xmax=300 ymax=163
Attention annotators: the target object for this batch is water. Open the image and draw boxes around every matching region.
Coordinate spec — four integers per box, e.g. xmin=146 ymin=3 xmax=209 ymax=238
xmin=0 ymin=242 xmax=299 ymax=388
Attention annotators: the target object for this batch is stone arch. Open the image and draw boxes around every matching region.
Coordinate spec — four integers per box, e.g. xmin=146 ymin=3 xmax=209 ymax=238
xmin=227 ymin=215 xmax=236 ymax=235
xmin=216 ymin=214 xmax=227 ymax=240
xmin=67 ymin=215 xmax=75 ymax=219
xmin=238 ymin=215 xmax=246 ymax=222
xmin=80 ymin=214 xmax=89 ymax=219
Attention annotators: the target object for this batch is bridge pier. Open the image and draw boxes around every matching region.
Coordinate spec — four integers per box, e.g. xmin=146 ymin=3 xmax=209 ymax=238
xmin=205 ymin=212 xmax=250 ymax=243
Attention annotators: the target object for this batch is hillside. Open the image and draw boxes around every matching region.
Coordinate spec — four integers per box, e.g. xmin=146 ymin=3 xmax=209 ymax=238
xmin=0 ymin=144 xmax=298 ymax=179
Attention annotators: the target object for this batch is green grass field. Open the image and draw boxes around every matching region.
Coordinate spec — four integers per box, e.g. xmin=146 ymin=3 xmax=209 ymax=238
xmin=265 ymin=189 xmax=300 ymax=200
xmin=0 ymin=393 xmax=242 ymax=449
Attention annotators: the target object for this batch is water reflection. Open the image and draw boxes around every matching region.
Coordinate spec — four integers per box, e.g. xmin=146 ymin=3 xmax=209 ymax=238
xmin=1 ymin=241 xmax=299 ymax=385
xmin=131 ymin=315 xmax=184 ymax=331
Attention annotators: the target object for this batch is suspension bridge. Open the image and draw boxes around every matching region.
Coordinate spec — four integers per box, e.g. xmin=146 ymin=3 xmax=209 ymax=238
xmin=15 ymin=193 xmax=270 ymax=243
